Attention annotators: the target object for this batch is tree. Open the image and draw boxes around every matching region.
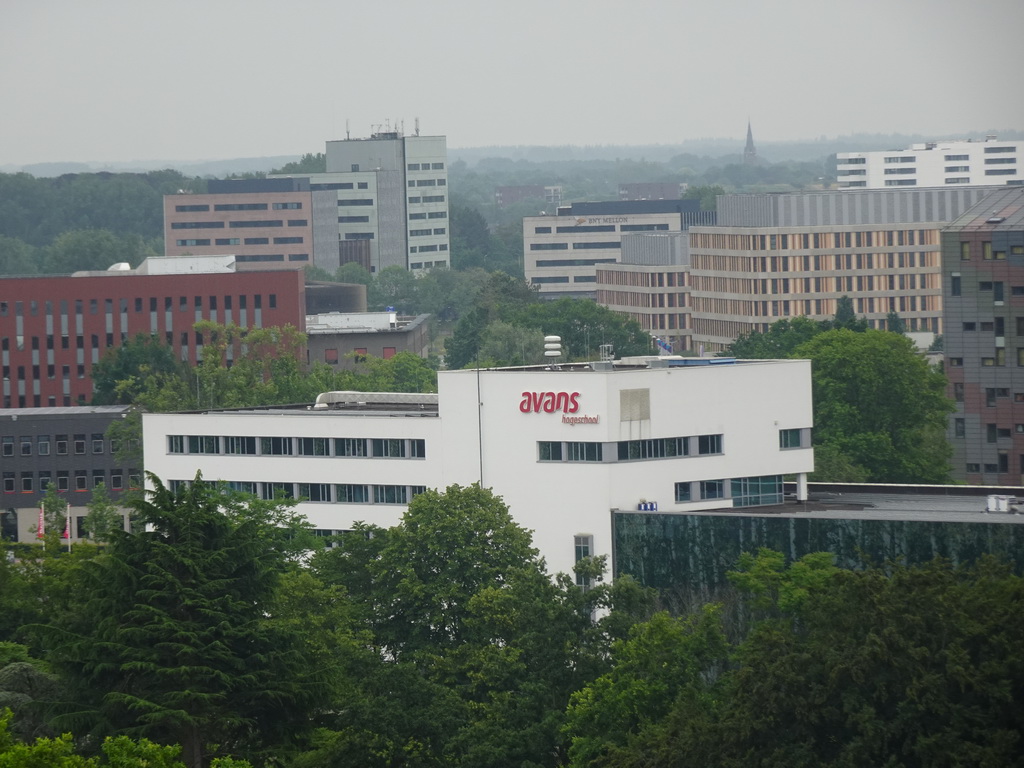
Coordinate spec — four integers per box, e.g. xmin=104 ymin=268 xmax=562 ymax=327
xmin=83 ymin=483 xmax=124 ymax=544
xmin=271 ymin=153 xmax=326 ymax=175
xmin=827 ymin=294 xmax=868 ymax=332
xmin=725 ymin=316 xmax=824 ymax=359
xmin=91 ymin=333 xmax=189 ymax=405
xmin=794 ymin=329 xmax=953 ymax=483
xmin=476 ymin=321 xmax=546 ymax=366
xmin=682 ymin=184 xmax=725 ymax=211
xmin=886 ymin=310 xmax=906 ymax=334
xmin=43 ymin=476 xmax=337 ymax=768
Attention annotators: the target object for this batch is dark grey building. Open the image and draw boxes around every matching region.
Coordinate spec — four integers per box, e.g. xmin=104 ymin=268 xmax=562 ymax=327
xmin=0 ymin=405 xmax=134 ymax=542
xmin=943 ymin=187 xmax=1024 ymax=483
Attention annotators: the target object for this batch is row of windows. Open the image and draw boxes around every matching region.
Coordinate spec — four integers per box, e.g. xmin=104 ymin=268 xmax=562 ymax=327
xmin=1 ymin=434 xmax=132 ymax=457
xmin=311 ymin=182 xmax=369 ymax=191
xmin=408 ymin=195 xmax=446 ymax=204
xmin=409 ymin=244 xmax=449 ymax=253
xmin=673 ymin=475 xmax=783 ymax=507
xmin=410 ymin=228 xmax=446 ymax=237
xmin=170 ymin=479 xmax=426 ymax=505
xmin=2 ymin=470 xmax=137 ymax=494
xmin=539 ymin=433 xmax=726 ymax=463
xmin=690 ymin=228 xmax=936 ymax=252
xmin=0 ymin=294 xmax=275 ymax=320
xmin=407 ymin=162 xmax=445 ymax=171
xmin=174 ymin=201 xmax=304 ymax=213
xmin=408 ymin=211 xmax=448 ymax=220
xmin=167 ymin=435 xmax=426 ymax=458
xmin=407 ymin=179 xmax=447 ymax=188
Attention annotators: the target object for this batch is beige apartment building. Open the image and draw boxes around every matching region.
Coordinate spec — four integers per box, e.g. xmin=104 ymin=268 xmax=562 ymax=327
xmin=596 ymin=232 xmax=693 ymax=353
xmin=687 ymin=223 xmax=944 ymax=350
xmin=595 ymin=188 xmax=1004 ymax=352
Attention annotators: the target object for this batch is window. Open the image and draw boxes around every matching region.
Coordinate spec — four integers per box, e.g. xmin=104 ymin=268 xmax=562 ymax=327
xmin=74 ymin=434 xmax=86 ymax=455
xmin=372 ymin=438 xmax=406 ymax=458
xmin=0 ymin=437 xmax=12 ymax=457
xmin=19 ymin=437 xmax=32 ymax=456
xmin=92 ymin=434 xmax=105 ymax=454
xmin=779 ymin=428 xmax=803 ymax=449
xmin=225 ymin=436 xmax=257 ymax=455
xmin=57 ymin=472 xmax=70 ymax=492
xmin=617 ymin=437 xmax=687 ymax=460
xmin=37 ymin=437 xmax=50 ymax=456
xmin=574 ymin=534 xmax=593 ymax=589
xmin=674 ymin=482 xmax=692 ymax=502
xmin=261 ymin=482 xmax=294 ymax=501
xmin=697 ymin=434 xmax=723 ymax=455
xmin=700 ymin=480 xmax=725 ymax=500
xmin=410 ymin=439 xmax=426 ymax=458
xmin=539 ymin=441 xmax=563 ymax=461
xmin=374 ymin=485 xmax=409 ymax=504
xmin=21 ymin=473 xmax=33 ymax=493
xmin=260 ymin=437 xmax=293 ymax=455
xmin=226 ymin=481 xmax=256 ymax=494
xmin=188 ymin=435 xmax=220 ymax=454
xmin=75 ymin=471 xmax=88 ymax=491
xmin=567 ymin=442 xmax=602 ymax=462
xmin=299 ymin=437 xmax=329 ymax=456
xmin=335 ymin=438 xmax=368 ymax=457
xmin=731 ymin=476 xmax=783 ymax=507
xmin=168 ymin=435 xmax=185 ymax=453
xmin=298 ymin=483 xmax=332 ymax=502
xmin=110 ymin=473 xmax=123 ymax=491
xmin=336 ymin=484 xmax=369 ymax=503
xmin=3 ymin=473 xmax=14 ymax=493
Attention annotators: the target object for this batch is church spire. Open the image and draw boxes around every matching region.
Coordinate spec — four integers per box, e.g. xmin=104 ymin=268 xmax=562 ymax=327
xmin=743 ymin=120 xmax=757 ymax=164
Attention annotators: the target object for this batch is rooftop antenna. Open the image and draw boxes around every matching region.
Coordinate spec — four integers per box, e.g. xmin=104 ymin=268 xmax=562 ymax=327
xmin=346 ymin=119 xmax=350 ymax=140
xmin=415 ymin=117 xmax=420 ymax=136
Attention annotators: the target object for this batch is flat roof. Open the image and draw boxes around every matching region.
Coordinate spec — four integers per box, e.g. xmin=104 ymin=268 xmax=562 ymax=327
xmin=618 ymin=489 xmax=1024 ymax=525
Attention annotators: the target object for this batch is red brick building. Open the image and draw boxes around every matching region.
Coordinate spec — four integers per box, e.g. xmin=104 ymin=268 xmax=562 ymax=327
xmin=0 ymin=266 xmax=305 ymax=407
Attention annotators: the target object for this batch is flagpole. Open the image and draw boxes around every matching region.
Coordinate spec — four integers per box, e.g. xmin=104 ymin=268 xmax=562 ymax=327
xmin=64 ymin=502 xmax=71 ymax=552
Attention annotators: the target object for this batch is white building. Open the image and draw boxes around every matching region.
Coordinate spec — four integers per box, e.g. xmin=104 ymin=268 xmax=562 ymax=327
xmin=523 ymin=200 xmax=710 ymax=298
xmin=143 ymin=357 xmax=813 ymax=577
xmin=837 ymin=137 xmax=1022 ymax=189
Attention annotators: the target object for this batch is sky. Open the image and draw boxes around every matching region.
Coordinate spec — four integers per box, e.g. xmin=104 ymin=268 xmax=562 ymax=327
xmin=1 ymin=0 xmax=1022 ymax=166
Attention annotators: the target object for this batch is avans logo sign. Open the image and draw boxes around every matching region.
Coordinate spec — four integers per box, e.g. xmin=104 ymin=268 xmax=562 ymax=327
xmin=519 ymin=391 xmax=580 ymax=414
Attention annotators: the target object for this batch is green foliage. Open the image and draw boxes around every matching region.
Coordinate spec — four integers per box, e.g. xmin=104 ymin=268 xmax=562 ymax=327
xmin=886 ymin=310 xmax=906 ymax=334
xmin=563 ymin=555 xmax=1024 ymax=768
xmin=309 ymin=485 xmax=656 ymax=768
xmin=563 ymin=607 xmax=728 ymax=767
xmin=42 ymin=476 xmax=333 ymax=768
xmin=724 ymin=316 xmax=824 ymax=359
xmin=83 ymin=484 xmax=124 ymax=545
xmin=682 ymin=184 xmax=725 ymax=211
xmin=795 ymin=329 xmax=953 ymax=483
xmin=91 ymin=333 xmax=189 ymax=405
xmin=271 ymin=153 xmax=326 ymax=175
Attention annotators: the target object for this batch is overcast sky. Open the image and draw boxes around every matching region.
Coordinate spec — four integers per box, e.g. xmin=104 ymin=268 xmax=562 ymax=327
xmin=2 ymin=0 xmax=1021 ymax=166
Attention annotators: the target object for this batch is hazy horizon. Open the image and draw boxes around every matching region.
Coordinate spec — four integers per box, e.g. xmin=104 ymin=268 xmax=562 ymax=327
xmin=2 ymin=0 xmax=1022 ymax=167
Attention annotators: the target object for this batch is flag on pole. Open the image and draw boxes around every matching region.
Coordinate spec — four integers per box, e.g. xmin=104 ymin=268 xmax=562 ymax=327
xmin=63 ymin=503 xmax=71 ymax=540
xmin=37 ymin=502 xmax=45 ymax=538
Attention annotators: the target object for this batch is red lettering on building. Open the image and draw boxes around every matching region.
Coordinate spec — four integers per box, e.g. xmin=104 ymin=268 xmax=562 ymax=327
xmin=519 ymin=391 xmax=580 ymax=414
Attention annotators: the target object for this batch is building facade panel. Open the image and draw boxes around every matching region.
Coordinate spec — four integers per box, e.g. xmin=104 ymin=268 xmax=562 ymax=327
xmin=838 ymin=138 xmax=1023 ymax=190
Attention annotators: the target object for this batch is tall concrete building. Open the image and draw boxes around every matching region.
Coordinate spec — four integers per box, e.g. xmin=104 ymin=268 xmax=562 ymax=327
xmin=943 ymin=187 xmax=1024 ymax=484
xmin=838 ymin=137 xmax=1022 ymax=189
xmin=314 ymin=130 xmax=449 ymax=274
xmin=166 ymin=130 xmax=450 ymax=275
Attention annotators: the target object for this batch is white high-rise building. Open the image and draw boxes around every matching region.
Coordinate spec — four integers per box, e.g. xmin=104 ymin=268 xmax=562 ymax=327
xmin=275 ymin=129 xmax=450 ymax=274
xmin=837 ymin=137 xmax=1021 ymax=189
